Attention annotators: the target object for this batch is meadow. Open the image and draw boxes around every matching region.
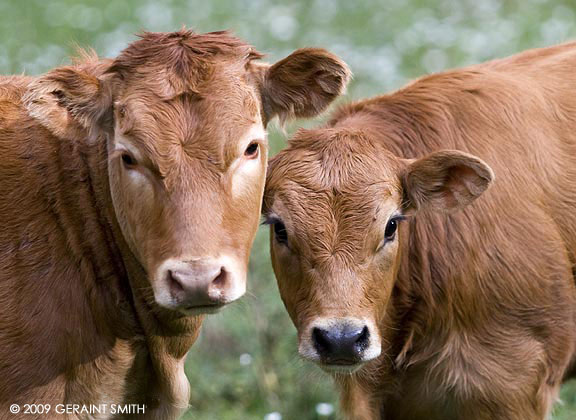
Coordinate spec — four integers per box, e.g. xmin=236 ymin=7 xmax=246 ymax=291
xmin=2 ymin=0 xmax=576 ymax=418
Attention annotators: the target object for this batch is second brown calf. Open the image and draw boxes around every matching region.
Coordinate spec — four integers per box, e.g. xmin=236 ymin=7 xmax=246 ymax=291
xmin=264 ymin=42 xmax=576 ymax=419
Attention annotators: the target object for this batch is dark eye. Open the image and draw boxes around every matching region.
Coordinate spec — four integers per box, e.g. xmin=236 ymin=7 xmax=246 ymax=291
xmin=273 ymin=221 xmax=288 ymax=245
xmin=121 ymin=153 xmax=137 ymax=168
xmin=384 ymin=218 xmax=400 ymax=240
xmin=244 ymin=142 xmax=259 ymax=158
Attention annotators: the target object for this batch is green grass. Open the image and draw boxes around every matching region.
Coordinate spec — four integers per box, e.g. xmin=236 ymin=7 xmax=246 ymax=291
xmin=556 ymin=381 xmax=576 ymax=420
xmin=2 ymin=0 xmax=576 ymax=418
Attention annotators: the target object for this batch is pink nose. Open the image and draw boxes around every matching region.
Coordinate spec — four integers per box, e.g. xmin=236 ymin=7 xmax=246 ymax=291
xmin=163 ymin=259 xmax=230 ymax=308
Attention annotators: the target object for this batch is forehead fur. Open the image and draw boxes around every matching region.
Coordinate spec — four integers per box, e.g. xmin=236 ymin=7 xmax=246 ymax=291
xmin=117 ymin=93 xmax=259 ymax=177
xmin=266 ymin=127 xmax=402 ymax=199
xmin=108 ymin=30 xmax=264 ymax=184
xmin=107 ymin=30 xmax=263 ymax=98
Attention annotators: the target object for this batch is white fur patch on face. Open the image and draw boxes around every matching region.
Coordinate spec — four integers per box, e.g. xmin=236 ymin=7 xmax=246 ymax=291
xmin=113 ymin=133 xmax=143 ymax=160
xmin=299 ymin=317 xmax=382 ymax=372
xmin=113 ymin=136 xmax=155 ymax=200
xmin=229 ymin=122 xmax=267 ymax=199
xmin=112 ymin=134 xmax=149 ymax=181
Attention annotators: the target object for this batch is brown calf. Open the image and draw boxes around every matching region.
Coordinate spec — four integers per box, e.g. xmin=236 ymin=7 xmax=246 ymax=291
xmin=264 ymin=42 xmax=576 ymax=419
xmin=0 ymin=30 xmax=349 ymax=419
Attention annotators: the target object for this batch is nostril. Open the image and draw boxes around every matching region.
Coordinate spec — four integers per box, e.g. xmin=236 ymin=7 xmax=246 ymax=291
xmin=312 ymin=327 xmax=331 ymax=355
xmin=167 ymin=270 xmax=184 ymax=294
xmin=355 ymin=326 xmax=370 ymax=351
xmin=206 ymin=267 xmax=228 ymax=302
xmin=212 ymin=267 xmax=227 ymax=288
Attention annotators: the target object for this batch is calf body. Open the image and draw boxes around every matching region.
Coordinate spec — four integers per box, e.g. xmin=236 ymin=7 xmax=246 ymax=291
xmin=0 ymin=31 xmax=349 ymax=419
xmin=0 ymin=75 xmax=197 ymax=417
xmin=264 ymin=42 xmax=576 ymax=419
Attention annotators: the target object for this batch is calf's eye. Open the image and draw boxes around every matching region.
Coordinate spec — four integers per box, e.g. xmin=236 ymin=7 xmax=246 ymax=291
xmin=274 ymin=221 xmax=288 ymax=245
xmin=384 ymin=218 xmax=398 ymax=240
xmin=121 ymin=153 xmax=137 ymax=168
xmin=244 ymin=142 xmax=259 ymax=158
xmin=377 ymin=216 xmax=404 ymax=252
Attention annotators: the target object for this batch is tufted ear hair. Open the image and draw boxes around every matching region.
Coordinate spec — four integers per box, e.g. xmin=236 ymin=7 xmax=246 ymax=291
xmin=401 ymin=150 xmax=494 ymax=213
xmin=24 ymin=59 xmax=114 ymax=140
xmin=251 ymin=48 xmax=351 ymax=126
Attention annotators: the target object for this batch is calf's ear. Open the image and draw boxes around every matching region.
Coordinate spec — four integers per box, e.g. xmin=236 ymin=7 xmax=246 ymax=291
xmin=252 ymin=48 xmax=351 ymax=125
xmin=401 ymin=150 xmax=494 ymax=213
xmin=24 ymin=64 xmax=113 ymax=140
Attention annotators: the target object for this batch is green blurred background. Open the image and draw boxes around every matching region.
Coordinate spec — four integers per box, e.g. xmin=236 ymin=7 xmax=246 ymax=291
xmin=2 ymin=0 xmax=576 ymax=418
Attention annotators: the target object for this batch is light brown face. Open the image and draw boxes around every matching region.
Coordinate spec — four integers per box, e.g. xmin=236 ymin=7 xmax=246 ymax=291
xmin=25 ymin=30 xmax=350 ymax=315
xmin=264 ymin=129 xmax=494 ymax=373
xmin=107 ymin=72 xmax=268 ymax=315
xmin=265 ymin=182 xmax=405 ymax=372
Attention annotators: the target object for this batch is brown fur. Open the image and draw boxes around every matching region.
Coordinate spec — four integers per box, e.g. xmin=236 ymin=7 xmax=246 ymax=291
xmin=264 ymin=42 xmax=576 ymax=419
xmin=0 ymin=30 xmax=349 ymax=419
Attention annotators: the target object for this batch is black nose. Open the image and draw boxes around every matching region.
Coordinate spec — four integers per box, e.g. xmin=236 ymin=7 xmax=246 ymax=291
xmin=312 ymin=324 xmax=370 ymax=364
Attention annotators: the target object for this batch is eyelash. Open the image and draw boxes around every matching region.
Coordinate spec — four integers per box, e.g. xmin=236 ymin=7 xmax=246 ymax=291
xmin=263 ymin=216 xmax=289 ymax=246
xmin=273 ymin=221 xmax=288 ymax=244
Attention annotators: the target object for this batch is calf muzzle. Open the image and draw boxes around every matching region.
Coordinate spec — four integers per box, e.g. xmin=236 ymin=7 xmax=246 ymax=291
xmin=155 ymin=257 xmax=245 ymax=314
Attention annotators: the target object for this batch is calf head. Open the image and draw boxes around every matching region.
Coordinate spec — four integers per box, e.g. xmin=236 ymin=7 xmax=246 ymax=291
xmin=25 ymin=30 xmax=350 ymax=315
xmin=263 ymin=128 xmax=493 ymax=372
